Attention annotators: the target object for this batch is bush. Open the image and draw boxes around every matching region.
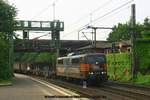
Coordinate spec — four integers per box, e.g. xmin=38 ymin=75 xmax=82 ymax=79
xmin=106 ymin=53 xmax=131 ymax=81
xmin=15 ymin=52 xmax=56 ymax=63
xmin=35 ymin=53 xmax=56 ymax=62
xmin=0 ymin=37 xmax=11 ymax=80
xmin=135 ymin=40 xmax=150 ymax=74
xmin=133 ymin=73 xmax=150 ymax=85
xmin=141 ymin=31 xmax=150 ymax=39
xmin=0 ymin=0 xmax=17 ymax=81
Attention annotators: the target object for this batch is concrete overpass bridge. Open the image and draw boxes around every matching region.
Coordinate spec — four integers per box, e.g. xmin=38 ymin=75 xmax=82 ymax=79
xmin=14 ymin=39 xmax=92 ymax=55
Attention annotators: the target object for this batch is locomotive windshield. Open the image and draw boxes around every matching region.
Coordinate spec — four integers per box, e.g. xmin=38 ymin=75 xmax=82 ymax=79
xmin=87 ymin=55 xmax=106 ymax=64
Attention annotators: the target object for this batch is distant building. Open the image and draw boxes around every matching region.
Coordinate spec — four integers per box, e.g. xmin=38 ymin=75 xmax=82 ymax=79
xmin=76 ymin=40 xmax=131 ymax=54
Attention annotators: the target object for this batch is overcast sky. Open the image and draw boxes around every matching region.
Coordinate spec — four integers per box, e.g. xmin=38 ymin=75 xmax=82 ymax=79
xmin=8 ymin=0 xmax=150 ymax=40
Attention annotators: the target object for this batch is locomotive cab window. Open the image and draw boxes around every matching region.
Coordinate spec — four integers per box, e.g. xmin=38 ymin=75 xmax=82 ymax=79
xmin=58 ymin=59 xmax=63 ymax=64
xmin=87 ymin=55 xmax=106 ymax=64
xmin=72 ymin=58 xmax=80 ymax=65
xmin=80 ymin=57 xmax=86 ymax=63
xmin=63 ymin=58 xmax=71 ymax=66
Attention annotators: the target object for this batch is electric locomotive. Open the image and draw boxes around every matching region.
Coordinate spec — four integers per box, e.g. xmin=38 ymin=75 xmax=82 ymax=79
xmin=56 ymin=53 xmax=108 ymax=84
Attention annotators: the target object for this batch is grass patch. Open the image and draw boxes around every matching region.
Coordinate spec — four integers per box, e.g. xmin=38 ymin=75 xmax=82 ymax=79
xmin=0 ymin=80 xmax=12 ymax=86
xmin=132 ymin=73 xmax=150 ymax=85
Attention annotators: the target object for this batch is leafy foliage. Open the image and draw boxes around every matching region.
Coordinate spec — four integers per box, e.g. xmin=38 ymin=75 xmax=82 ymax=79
xmin=107 ymin=52 xmax=150 ymax=85
xmin=134 ymin=18 xmax=150 ymax=74
xmin=141 ymin=18 xmax=150 ymax=39
xmin=106 ymin=53 xmax=131 ymax=81
xmin=135 ymin=40 xmax=150 ymax=74
xmin=107 ymin=17 xmax=150 ymax=81
xmin=141 ymin=31 xmax=150 ymax=39
xmin=15 ymin=52 xmax=56 ymax=63
xmin=107 ymin=23 xmax=131 ymax=42
xmin=107 ymin=17 xmax=150 ymax=42
xmin=133 ymin=73 xmax=150 ymax=85
xmin=0 ymin=32 xmax=10 ymax=80
xmin=144 ymin=17 xmax=150 ymax=28
xmin=35 ymin=53 xmax=55 ymax=62
xmin=0 ymin=0 xmax=17 ymax=34
xmin=21 ymin=53 xmax=38 ymax=62
xmin=0 ymin=0 xmax=16 ymax=81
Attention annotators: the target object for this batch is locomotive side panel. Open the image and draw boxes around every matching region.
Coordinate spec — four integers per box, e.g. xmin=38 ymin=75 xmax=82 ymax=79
xmin=56 ymin=56 xmax=85 ymax=79
xmin=56 ymin=53 xmax=108 ymax=83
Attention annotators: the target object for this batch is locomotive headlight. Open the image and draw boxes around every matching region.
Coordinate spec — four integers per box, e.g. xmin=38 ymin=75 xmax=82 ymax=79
xmin=96 ymin=62 xmax=99 ymax=64
xmin=101 ymin=72 xmax=106 ymax=74
xmin=89 ymin=72 xmax=94 ymax=75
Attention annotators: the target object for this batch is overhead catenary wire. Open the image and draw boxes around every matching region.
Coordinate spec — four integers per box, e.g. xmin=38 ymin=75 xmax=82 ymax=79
xmin=31 ymin=0 xmax=59 ymax=20
xmin=91 ymin=0 xmax=134 ymax=25
xmin=31 ymin=4 xmax=53 ymax=20
xmin=63 ymin=0 xmax=134 ymax=38
xmin=31 ymin=32 xmax=51 ymax=40
xmin=53 ymin=0 xmax=59 ymax=4
xmin=81 ymin=4 xmax=131 ymax=41
xmin=16 ymin=0 xmax=60 ymax=45
xmin=82 ymin=32 xmax=93 ymax=45
xmin=15 ymin=32 xmax=51 ymax=46
xmin=92 ymin=5 xmax=131 ymax=26
xmin=62 ymin=23 xmax=89 ymax=37
xmin=65 ymin=0 xmax=113 ymax=29
xmin=90 ymin=0 xmax=113 ymax=15
xmin=29 ymin=0 xmax=60 ymax=29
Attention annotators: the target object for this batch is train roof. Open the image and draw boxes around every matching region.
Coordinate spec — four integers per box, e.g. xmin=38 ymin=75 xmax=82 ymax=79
xmin=57 ymin=53 xmax=105 ymax=60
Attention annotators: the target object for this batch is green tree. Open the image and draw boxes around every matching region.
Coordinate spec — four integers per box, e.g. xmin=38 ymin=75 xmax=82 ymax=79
xmin=141 ymin=17 xmax=150 ymax=39
xmin=107 ymin=18 xmax=150 ymax=42
xmin=0 ymin=0 xmax=17 ymax=35
xmin=107 ymin=23 xmax=131 ymax=42
xmin=0 ymin=32 xmax=10 ymax=80
xmin=0 ymin=0 xmax=17 ymax=80
xmin=143 ymin=17 xmax=150 ymax=28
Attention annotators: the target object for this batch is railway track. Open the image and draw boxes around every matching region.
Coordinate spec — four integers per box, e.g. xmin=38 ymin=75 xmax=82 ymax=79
xmin=102 ymin=81 xmax=150 ymax=96
xmin=31 ymin=75 xmax=150 ymax=100
xmin=97 ymin=84 xmax=150 ymax=100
